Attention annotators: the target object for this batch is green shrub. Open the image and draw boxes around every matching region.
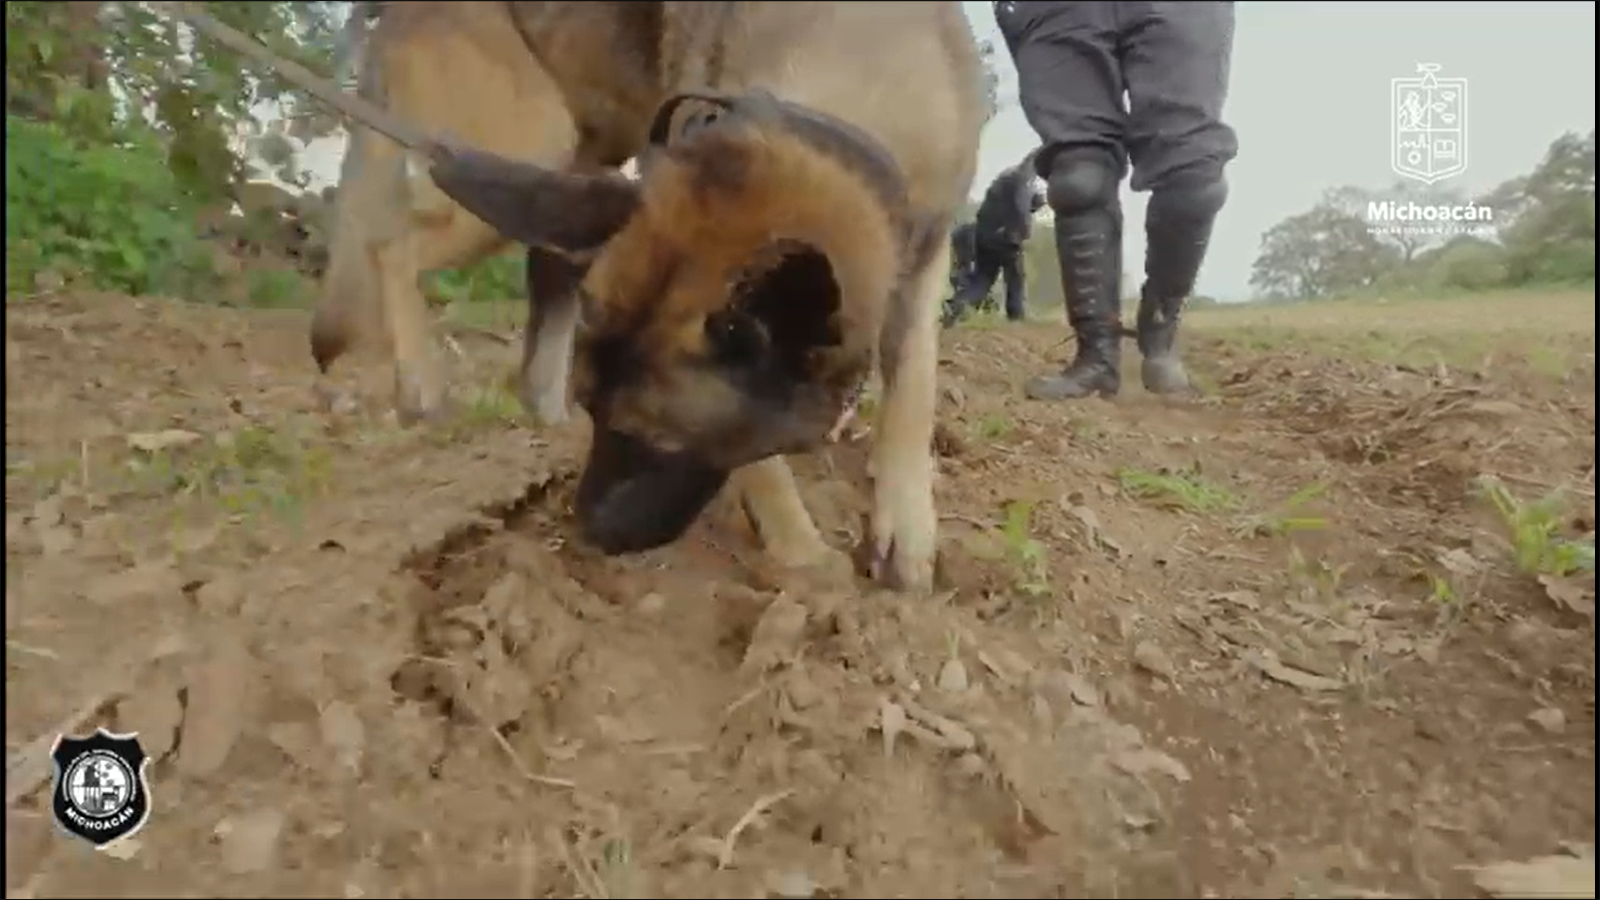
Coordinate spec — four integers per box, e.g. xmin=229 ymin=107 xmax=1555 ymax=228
xmin=5 ymin=114 xmax=215 ymax=298
xmin=424 ymin=249 xmax=526 ymax=305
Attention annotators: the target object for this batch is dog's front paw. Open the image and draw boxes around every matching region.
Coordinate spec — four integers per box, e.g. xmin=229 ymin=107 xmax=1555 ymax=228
xmin=782 ymin=544 xmax=857 ymax=591
xmin=394 ymin=359 xmax=453 ymax=426
xmin=518 ymin=360 xmax=573 ymax=427
xmin=869 ymin=476 xmax=937 ymax=592
xmin=521 ymin=383 xmax=571 ymax=427
xmin=745 ymin=532 xmax=855 ymax=593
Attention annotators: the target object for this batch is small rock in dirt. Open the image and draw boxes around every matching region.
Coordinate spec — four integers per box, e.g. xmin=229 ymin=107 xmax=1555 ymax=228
xmin=1505 ymin=619 xmax=1544 ymax=649
xmin=1120 ymin=812 xmax=1159 ymax=833
xmin=265 ymin=722 xmax=321 ymax=770
xmin=314 ymin=383 xmax=361 ymax=417
xmin=937 ymin=658 xmax=969 ymax=693
xmin=171 ymin=525 xmax=220 ymax=555
xmin=1103 ymin=678 xmax=1139 ymax=710
xmin=715 ymin=583 xmax=773 ymax=639
xmin=1030 ymin=694 xmax=1052 ymax=726
xmin=85 ymin=562 xmax=184 ymax=607
xmin=785 ymin=671 xmax=823 ymax=711
xmin=1528 ymin=706 xmax=1567 ymax=734
xmin=193 ymin=575 xmax=245 ymax=617
xmin=1067 ymin=504 xmax=1127 ymax=559
xmin=126 ymin=429 xmax=203 ymax=454
xmin=115 ymin=679 xmax=186 ymax=762
xmin=1413 ymin=637 xmax=1442 ymax=665
xmin=177 ymin=639 xmax=256 ymax=778
xmin=99 ymin=837 xmax=142 ymax=860
xmin=898 ymin=696 xmax=977 ymax=751
xmin=1437 ymin=547 xmax=1485 ymax=578
xmin=767 ymin=870 xmax=821 ymax=899
xmin=215 ymin=808 xmax=286 ymax=875
xmin=879 ymin=700 xmax=907 ymax=758
xmin=979 ymin=647 xmax=1033 ymax=685
xmin=1047 ymin=671 xmax=1102 ymax=708
xmin=741 ymin=596 xmax=809 ymax=675
xmin=953 ymin=752 xmax=988 ymax=779
xmin=388 ymin=659 xmax=438 ymax=705
xmin=29 ymin=497 xmax=76 ymax=556
xmin=1245 ymin=650 xmax=1345 ymax=693
xmin=1538 ymin=574 xmax=1595 ymax=618
xmin=1132 ymin=641 xmax=1176 ymax=680
xmin=932 ymin=422 xmax=967 ymax=458
xmin=886 ymin=649 xmax=918 ymax=688
xmin=635 ymin=591 xmax=667 ymax=617
xmin=1471 ymin=852 xmax=1595 ymax=899
xmin=1211 ymin=590 xmax=1261 ymax=611
xmin=319 ymin=701 xmax=365 ymax=774
xmin=1111 ymin=746 xmax=1193 ymax=784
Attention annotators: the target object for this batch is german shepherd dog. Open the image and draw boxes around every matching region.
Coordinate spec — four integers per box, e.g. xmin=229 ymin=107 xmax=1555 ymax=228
xmin=307 ymin=2 xmax=984 ymax=591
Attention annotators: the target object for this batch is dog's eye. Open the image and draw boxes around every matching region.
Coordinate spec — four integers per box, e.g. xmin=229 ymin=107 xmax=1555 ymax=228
xmin=706 ymin=310 xmax=768 ymax=365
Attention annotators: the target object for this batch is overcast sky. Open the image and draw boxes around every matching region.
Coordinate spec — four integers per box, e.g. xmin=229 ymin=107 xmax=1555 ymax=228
xmin=293 ymin=1 xmax=1596 ymax=302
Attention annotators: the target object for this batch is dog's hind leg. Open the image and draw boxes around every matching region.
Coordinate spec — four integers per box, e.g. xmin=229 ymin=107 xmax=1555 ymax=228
xmin=376 ymin=193 xmax=507 ymax=422
xmin=312 ymin=7 xmax=585 ymax=424
xmin=868 ymin=237 xmax=948 ymax=592
xmin=309 ymin=124 xmax=396 ymax=381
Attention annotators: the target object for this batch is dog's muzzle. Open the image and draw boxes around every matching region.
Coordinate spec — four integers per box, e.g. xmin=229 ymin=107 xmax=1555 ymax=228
xmin=575 ymin=426 xmax=730 ymax=555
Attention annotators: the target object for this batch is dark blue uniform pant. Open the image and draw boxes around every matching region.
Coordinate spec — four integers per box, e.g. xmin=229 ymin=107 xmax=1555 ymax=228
xmin=995 ymin=0 xmax=1238 ymax=190
xmin=995 ymin=0 xmax=1237 ymax=398
xmin=946 ymin=228 xmax=1027 ymax=323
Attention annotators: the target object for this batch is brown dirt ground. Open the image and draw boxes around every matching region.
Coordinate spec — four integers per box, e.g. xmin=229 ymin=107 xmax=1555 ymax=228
xmin=5 ymin=290 xmax=1596 ymax=899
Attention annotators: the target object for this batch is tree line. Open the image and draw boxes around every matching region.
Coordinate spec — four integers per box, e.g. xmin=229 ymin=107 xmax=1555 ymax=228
xmin=1248 ymin=130 xmax=1595 ymax=302
xmin=5 ymin=2 xmax=1006 ymax=306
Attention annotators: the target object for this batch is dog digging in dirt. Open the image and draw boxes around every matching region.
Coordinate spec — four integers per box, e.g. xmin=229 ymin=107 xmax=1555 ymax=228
xmin=176 ymin=2 xmax=985 ymax=591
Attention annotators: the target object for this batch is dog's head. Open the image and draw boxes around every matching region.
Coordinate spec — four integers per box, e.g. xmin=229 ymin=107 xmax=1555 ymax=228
xmin=427 ymin=93 xmax=909 ymax=555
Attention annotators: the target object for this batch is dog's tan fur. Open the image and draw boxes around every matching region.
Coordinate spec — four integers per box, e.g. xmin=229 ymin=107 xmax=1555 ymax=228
xmin=310 ymin=1 xmax=983 ymax=590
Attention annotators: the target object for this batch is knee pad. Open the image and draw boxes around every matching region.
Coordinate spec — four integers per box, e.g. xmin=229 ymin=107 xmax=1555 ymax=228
xmin=1045 ymin=148 xmax=1121 ymax=217
xmin=1148 ymin=165 xmax=1229 ymax=224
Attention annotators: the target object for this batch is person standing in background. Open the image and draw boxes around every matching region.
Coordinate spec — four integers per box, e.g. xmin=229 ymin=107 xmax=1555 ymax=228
xmin=993 ymin=1 xmax=1239 ymax=400
xmin=942 ymin=151 xmax=1047 ymax=327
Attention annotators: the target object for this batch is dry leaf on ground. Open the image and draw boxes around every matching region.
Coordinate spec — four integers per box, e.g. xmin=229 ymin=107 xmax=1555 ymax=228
xmin=115 ymin=677 xmax=186 ymax=761
xmin=319 ymin=700 xmax=366 ymax=774
xmin=177 ymin=639 xmax=256 ymax=778
xmin=126 ymin=429 xmax=203 ymax=453
xmin=1246 ymin=649 xmax=1345 ymax=692
xmin=1538 ymin=574 xmax=1595 ymax=618
xmin=1470 ymin=851 xmax=1595 ymax=898
xmin=216 ymin=808 xmax=287 ymax=875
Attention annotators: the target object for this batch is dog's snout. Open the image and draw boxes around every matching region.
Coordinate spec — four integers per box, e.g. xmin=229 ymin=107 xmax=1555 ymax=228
xmin=574 ymin=426 xmax=729 ymax=556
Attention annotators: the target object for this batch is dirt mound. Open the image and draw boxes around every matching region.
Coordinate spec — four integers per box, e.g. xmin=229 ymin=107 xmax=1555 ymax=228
xmin=5 ymin=293 xmax=1594 ymax=898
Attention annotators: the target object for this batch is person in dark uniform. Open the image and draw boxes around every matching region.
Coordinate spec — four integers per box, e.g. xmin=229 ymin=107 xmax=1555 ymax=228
xmin=942 ymin=152 xmax=1047 ymax=327
xmin=993 ymin=1 xmax=1239 ymax=399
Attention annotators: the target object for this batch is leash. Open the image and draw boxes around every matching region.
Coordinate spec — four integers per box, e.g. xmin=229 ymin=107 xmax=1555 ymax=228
xmin=150 ymin=5 xmax=766 ymax=180
xmin=150 ymin=1 xmax=444 ymax=159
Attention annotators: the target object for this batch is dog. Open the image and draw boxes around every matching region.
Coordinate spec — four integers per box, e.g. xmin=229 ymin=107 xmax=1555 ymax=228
xmin=304 ymin=1 xmax=985 ymax=591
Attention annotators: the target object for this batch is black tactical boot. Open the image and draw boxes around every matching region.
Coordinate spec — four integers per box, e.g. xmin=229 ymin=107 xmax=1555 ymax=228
xmin=940 ymin=299 xmax=962 ymax=330
xmin=941 ymin=268 xmax=982 ymax=329
xmin=1135 ymin=282 xmax=1191 ymax=395
xmin=1024 ymin=205 xmax=1123 ymax=400
xmin=1138 ymin=175 xmax=1225 ymax=395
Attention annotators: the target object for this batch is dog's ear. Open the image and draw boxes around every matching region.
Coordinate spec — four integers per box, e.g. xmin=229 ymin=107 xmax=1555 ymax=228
xmin=715 ymin=241 xmax=844 ymax=373
xmin=429 ymin=144 xmax=640 ymax=256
